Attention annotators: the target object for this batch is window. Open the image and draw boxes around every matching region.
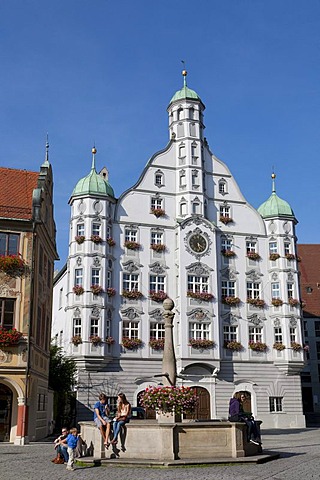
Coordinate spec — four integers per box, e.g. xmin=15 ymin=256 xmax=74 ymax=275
xmin=289 ymin=327 xmax=296 ymax=343
xmin=189 ymin=123 xmax=196 ymax=136
xmin=218 ymin=181 xmax=227 ymax=194
xmin=125 ymin=229 xmax=137 ymax=242
xmin=0 ymin=298 xmax=15 ymax=329
xmin=106 ymin=271 xmax=112 ymax=288
xmin=192 ymin=202 xmax=200 ymax=214
xmin=90 ymin=318 xmax=99 ymax=337
xmin=249 ymin=326 xmax=262 ymax=343
xmin=59 ymin=288 xmax=63 ymax=309
xmin=180 ymin=202 xmax=187 ymax=216
xmin=177 ymin=123 xmax=184 ymax=137
xmin=177 ymin=108 xmax=183 ymax=120
xmin=188 ymin=275 xmax=209 ymax=293
xmin=91 ymin=268 xmax=100 ymax=286
xmin=122 ymin=320 xmax=139 ymax=339
xmin=284 ymin=242 xmax=291 ymax=255
xmin=92 ymin=223 xmax=100 ymax=236
xmin=151 ymin=197 xmax=163 ymax=210
xmin=191 ymin=170 xmax=198 ymax=187
xmin=179 ymin=170 xmax=186 ymax=187
xmin=73 ymin=318 xmax=81 ymax=337
xmin=155 ymin=172 xmax=163 ymax=187
xmin=0 ymin=232 xmax=19 ymax=256
xmin=189 ymin=322 xmax=210 ymax=340
xmin=287 ymin=283 xmax=294 ymax=300
xmin=274 ymin=327 xmax=283 ymax=343
xmin=223 ymin=325 xmax=238 ymax=342
xmin=191 ymin=144 xmax=197 ymax=158
xmin=317 ymin=342 xmax=320 ymax=361
xmin=77 ymin=224 xmax=84 ymax=236
xmin=179 ymin=144 xmax=186 ymax=158
xmin=220 ymin=205 xmax=230 ymax=217
xmin=315 ymin=321 xmax=320 ymax=337
xmin=149 ymin=275 xmax=165 ymax=292
xmin=38 ymin=394 xmax=46 ymax=412
xmin=269 ymin=397 xmax=283 ymax=413
xmin=74 ymin=268 xmax=83 ymax=286
xmin=303 ymin=321 xmax=308 ymax=338
xmin=123 ymin=273 xmax=139 ymax=291
xmin=150 ymin=322 xmax=165 ymax=340
xmin=269 ymin=242 xmax=278 ymax=254
xmin=271 ymin=283 xmax=280 ymax=299
xmin=247 ymin=282 xmax=261 ymax=299
xmin=151 ymin=231 xmax=163 ymax=245
xmin=189 ymin=107 xmax=194 ymax=119
xmin=246 ymin=241 xmax=256 ymax=253
xmin=221 ymin=238 xmax=232 ymax=251
xmin=222 ymin=281 xmax=235 ymax=297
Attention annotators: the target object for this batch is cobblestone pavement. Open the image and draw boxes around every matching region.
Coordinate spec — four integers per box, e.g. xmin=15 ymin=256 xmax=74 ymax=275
xmin=0 ymin=428 xmax=319 ymax=480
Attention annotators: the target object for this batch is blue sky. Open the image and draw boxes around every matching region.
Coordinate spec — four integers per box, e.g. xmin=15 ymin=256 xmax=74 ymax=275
xmin=1 ymin=0 xmax=319 ymax=269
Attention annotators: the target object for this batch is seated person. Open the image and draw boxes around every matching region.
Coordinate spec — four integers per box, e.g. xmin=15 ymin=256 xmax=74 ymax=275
xmin=111 ymin=392 xmax=131 ymax=445
xmin=94 ymin=393 xmax=112 ymax=448
xmin=228 ymin=392 xmax=261 ymax=445
xmin=52 ymin=427 xmax=69 ymax=463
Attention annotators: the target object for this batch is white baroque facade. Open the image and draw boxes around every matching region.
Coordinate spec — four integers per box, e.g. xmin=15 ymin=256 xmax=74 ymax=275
xmin=52 ymin=73 xmax=305 ymax=428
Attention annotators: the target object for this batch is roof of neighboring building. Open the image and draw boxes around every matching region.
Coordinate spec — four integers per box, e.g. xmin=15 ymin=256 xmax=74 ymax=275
xmin=0 ymin=167 xmax=38 ymax=220
xmin=298 ymin=244 xmax=320 ymax=318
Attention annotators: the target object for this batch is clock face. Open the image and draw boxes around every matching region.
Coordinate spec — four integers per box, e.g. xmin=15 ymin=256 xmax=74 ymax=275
xmin=189 ymin=233 xmax=208 ymax=253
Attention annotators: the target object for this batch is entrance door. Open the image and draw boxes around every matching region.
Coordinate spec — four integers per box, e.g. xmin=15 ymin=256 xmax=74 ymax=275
xmin=0 ymin=384 xmax=12 ymax=442
xmin=185 ymin=387 xmax=210 ymax=420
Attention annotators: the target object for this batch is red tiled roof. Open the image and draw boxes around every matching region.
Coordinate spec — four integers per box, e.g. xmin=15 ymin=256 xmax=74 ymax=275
xmin=0 ymin=167 xmax=39 ymax=220
xmin=298 ymin=244 xmax=320 ymax=317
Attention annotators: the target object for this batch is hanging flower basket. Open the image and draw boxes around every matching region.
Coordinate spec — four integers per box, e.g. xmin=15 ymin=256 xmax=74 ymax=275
xmin=291 ymin=342 xmax=302 ymax=352
xmin=222 ymin=296 xmax=241 ymax=306
xmin=91 ymin=235 xmax=103 ymax=244
xmin=247 ymin=252 xmax=261 ymax=261
xmin=0 ymin=255 xmax=27 ymax=277
xmin=220 ymin=215 xmax=233 ymax=224
xmin=71 ymin=335 xmax=82 ymax=346
xmin=141 ymin=386 xmax=198 ymax=415
xmin=73 ymin=285 xmax=84 ymax=295
xmin=288 ymin=298 xmax=300 ymax=307
xmin=271 ymin=298 xmax=283 ymax=307
xmin=247 ymin=298 xmax=265 ymax=308
xmin=90 ymin=285 xmax=104 ymax=295
xmin=224 ymin=340 xmax=243 ymax=351
xmin=106 ymin=238 xmax=116 ymax=247
xmin=122 ymin=290 xmax=143 ymax=300
xmin=187 ymin=291 xmax=214 ymax=301
xmin=121 ymin=337 xmax=143 ymax=350
xmin=269 ymin=253 xmax=280 ymax=261
xmin=150 ymin=208 xmax=166 ymax=218
xmin=75 ymin=235 xmax=85 ymax=244
xmin=221 ymin=249 xmax=236 ymax=258
xmin=285 ymin=253 xmax=296 ymax=261
xmin=149 ymin=291 xmax=168 ymax=302
xmin=296 ymin=256 xmax=301 ymax=262
xmin=106 ymin=287 xmax=116 ymax=297
xmin=124 ymin=240 xmax=141 ymax=250
xmin=273 ymin=342 xmax=285 ymax=351
xmin=0 ymin=327 xmax=23 ymax=346
xmin=150 ymin=243 xmax=166 ymax=252
xmin=105 ymin=336 xmax=115 ymax=345
xmin=188 ymin=338 xmax=215 ymax=350
xmin=149 ymin=338 xmax=165 ymax=350
xmin=248 ymin=341 xmax=267 ymax=352
xmin=301 ymin=300 xmax=306 ymax=308
xmin=89 ymin=335 xmax=102 ymax=345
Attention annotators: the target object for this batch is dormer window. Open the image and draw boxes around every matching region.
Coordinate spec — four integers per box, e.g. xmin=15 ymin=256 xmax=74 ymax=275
xmin=155 ymin=170 xmax=164 ymax=187
xmin=219 ymin=179 xmax=227 ymax=194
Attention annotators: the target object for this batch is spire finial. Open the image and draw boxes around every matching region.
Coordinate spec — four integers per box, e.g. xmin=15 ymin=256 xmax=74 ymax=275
xmin=271 ymin=171 xmax=276 ymax=194
xmin=91 ymin=145 xmax=97 ymax=170
xmin=42 ymin=133 xmax=50 ymax=166
xmin=181 ymin=60 xmax=187 ymax=87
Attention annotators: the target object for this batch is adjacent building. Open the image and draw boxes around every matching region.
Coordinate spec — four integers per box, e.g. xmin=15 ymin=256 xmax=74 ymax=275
xmin=0 ymin=145 xmax=58 ymax=443
xmin=53 ymin=72 xmax=306 ymax=428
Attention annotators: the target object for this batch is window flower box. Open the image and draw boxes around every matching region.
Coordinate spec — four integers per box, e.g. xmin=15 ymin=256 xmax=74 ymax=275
xmin=247 ymin=252 xmax=261 ymax=261
xmin=75 ymin=235 xmax=85 ymax=244
xmin=0 ymin=255 xmax=27 ymax=277
xmin=248 ymin=341 xmax=267 ymax=352
xmin=73 ymin=285 xmax=84 ymax=295
xmin=221 ymin=249 xmax=236 ymax=258
xmin=247 ymin=298 xmax=265 ymax=308
xmin=291 ymin=342 xmax=302 ymax=352
xmin=121 ymin=337 xmax=143 ymax=350
xmin=224 ymin=340 xmax=243 ymax=351
xmin=90 ymin=285 xmax=104 ymax=295
xmin=149 ymin=338 xmax=165 ymax=350
xmin=106 ymin=238 xmax=116 ymax=246
xmin=106 ymin=287 xmax=116 ymax=297
xmin=121 ymin=290 xmax=143 ymax=300
xmin=90 ymin=235 xmax=103 ymax=244
xmin=150 ymin=208 xmax=166 ymax=218
xmin=0 ymin=327 xmax=23 ymax=346
xmin=150 ymin=243 xmax=166 ymax=252
xmin=288 ymin=298 xmax=300 ymax=307
xmin=285 ymin=253 xmax=296 ymax=261
xmin=219 ymin=215 xmax=233 ymax=224
xmin=149 ymin=291 xmax=168 ymax=302
xmin=273 ymin=342 xmax=285 ymax=351
xmin=141 ymin=386 xmax=198 ymax=415
xmin=271 ymin=298 xmax=283 ymax=307
xmin=89 ymin=335 xmax=102 ymax=345
xmin=105 ymin=336 xmax=115 ymax=345
xmin=188 ymin=338 xmax=215 ymax=350
xmin=221 ymin=296 xmax=241 ymax=306
xmin=187 ymin=291 xmax=214 ymax=301
xmin=71 ymin=335 xmax=82 ymax=346
xmin=269 ymin=253 xmax=280 ymax=261
xmin=124 ymin=240 xmax=141 ymax=250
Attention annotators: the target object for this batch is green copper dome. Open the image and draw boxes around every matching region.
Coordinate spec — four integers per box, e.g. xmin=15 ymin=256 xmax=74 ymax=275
xmin=72 ymin=150 xmax=114 ymax=198
xmin=169 ymin=71 xmax=201 ymax=104
xmin=258 ymin=174 xmax=294 ymax=219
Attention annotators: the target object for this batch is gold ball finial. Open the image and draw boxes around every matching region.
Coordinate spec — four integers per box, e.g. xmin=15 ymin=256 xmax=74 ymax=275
xmin=271 ymin=172 xmax=276 ymax=179
xmin=182 ymin=69 xmax=187 ymax=77
xmin=92 ymin=147 xmax=97 ymax=155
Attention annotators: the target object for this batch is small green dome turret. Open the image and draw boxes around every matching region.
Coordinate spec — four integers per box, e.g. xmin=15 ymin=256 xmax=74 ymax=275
xmin=169 ymin=70 xmax=202 ymax=105
xmin=258 ymin=173 xmax=295 ymax=219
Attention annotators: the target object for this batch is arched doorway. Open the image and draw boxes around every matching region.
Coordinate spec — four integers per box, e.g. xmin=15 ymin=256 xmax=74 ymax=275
xmin=0 ymin=384 xmax=13 ymax=442
xmin=184 ymin=386 xmax=210 ymax=420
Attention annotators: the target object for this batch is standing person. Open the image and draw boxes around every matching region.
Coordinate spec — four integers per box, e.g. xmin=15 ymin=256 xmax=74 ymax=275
xmin=52 ymin=427 xmax=69 ymax=463
xmin=228 ymin=392 xmax=261 ymax=445
xmin=111 ymin=392 xmax=131 ymax=445
xmin=65 ymin=427 xmax=79 ymax=471
xmin=94 ymin=393 xmax=112 ymax=448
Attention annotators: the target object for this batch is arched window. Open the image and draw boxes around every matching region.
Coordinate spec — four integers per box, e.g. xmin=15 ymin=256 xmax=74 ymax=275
xmin=179 ymin=169 xmax=186 ymax=188
xmin=177 ymin=108 xmax=183 ymax=120
xmin=180 ymin=201 xmax=187 ymax=216
xmin=155 ymin=170 xmax=164 ymax=187
xmin=219 ymin=179 xmax=227 ymax=194
xmin=179 ymin=143 xmax=186 ymax=158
